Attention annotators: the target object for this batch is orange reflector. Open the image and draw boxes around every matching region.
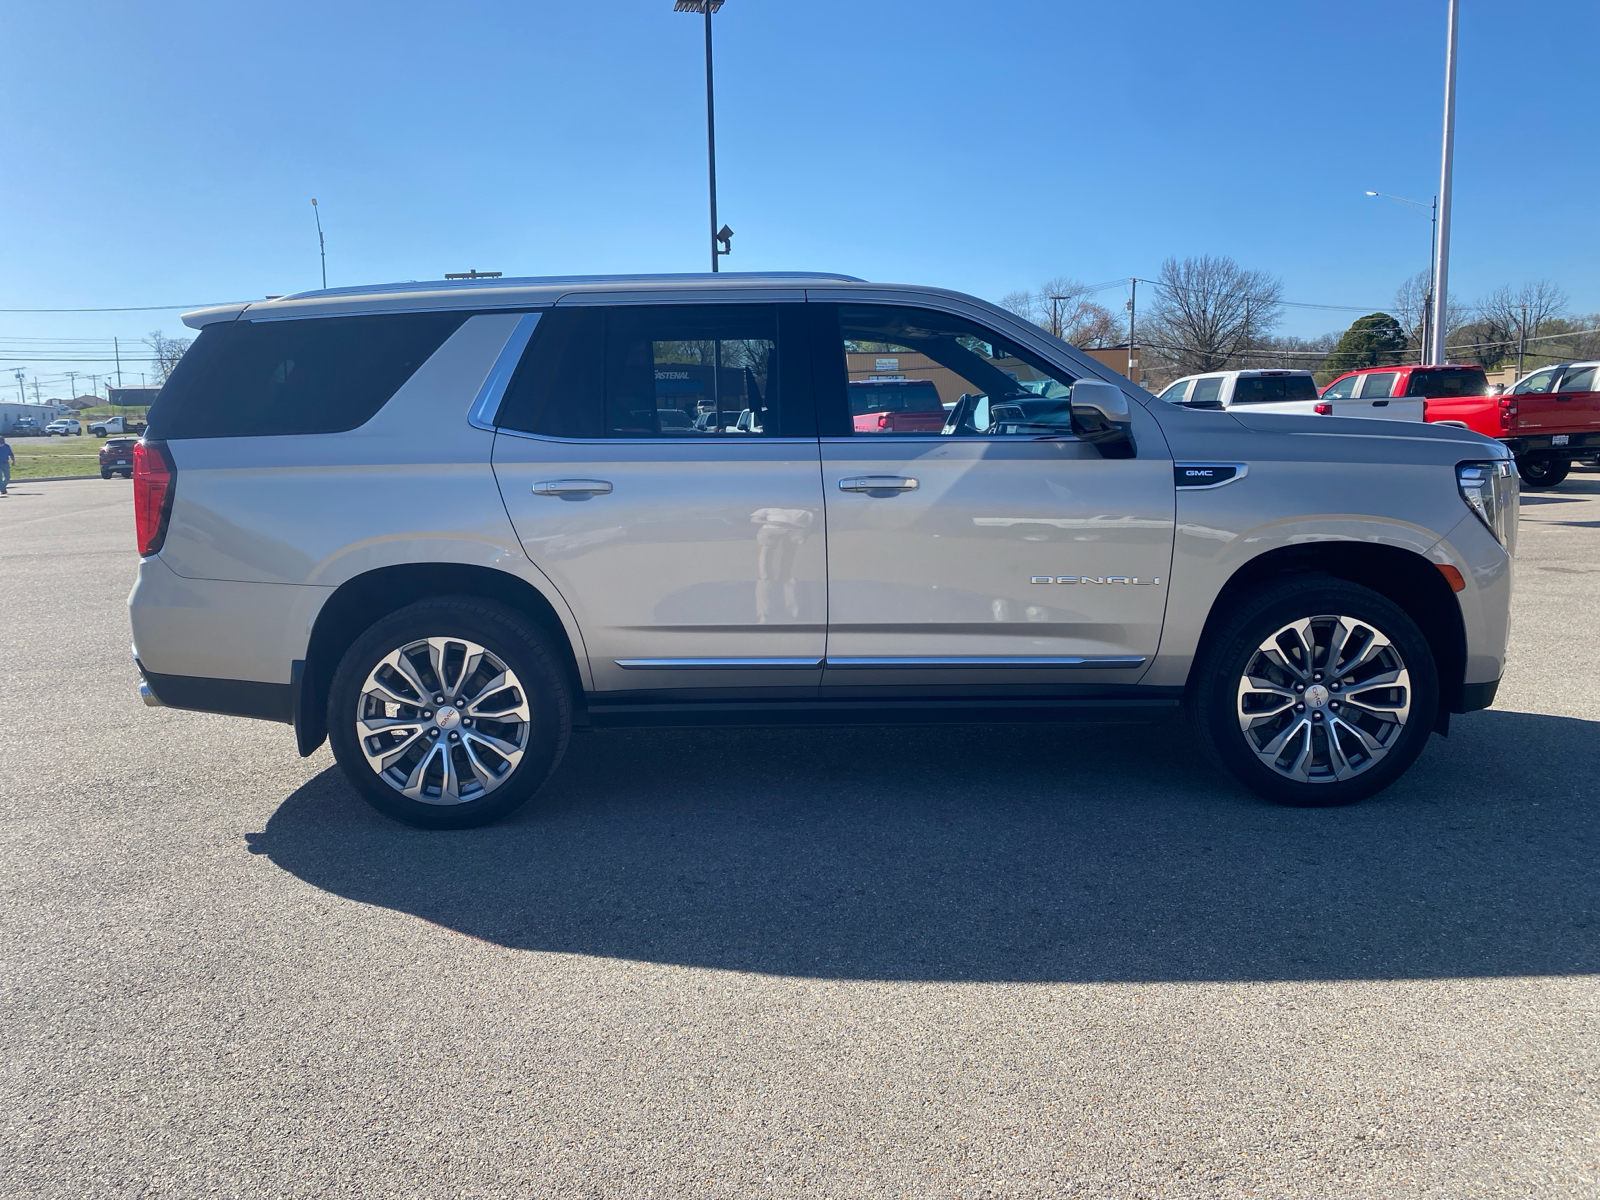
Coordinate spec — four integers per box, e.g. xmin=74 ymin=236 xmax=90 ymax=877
xmin=1437 ymin=563 xmax=1466 ymax=592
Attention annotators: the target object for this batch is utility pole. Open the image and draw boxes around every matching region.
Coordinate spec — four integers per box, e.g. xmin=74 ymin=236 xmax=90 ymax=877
xmin=114 ymin=336 xmax=123 ymax=387
xmin=1516 ymin=304 xmax=1527 ymax=378
xmin=66 ymin=371 xmax=78 ymax=400
xmin=1430 ymin=0 xmax=1459 ymax=367
xmin=1126 ymin=279 xmax=1138 ymax=383
xmin=14 ymin=369 xmax=25 ymax=404
xmin=312 ymin=198 xmax=327 ymax=289
xmin=33 ymin=379 xmax=42 ymax=403
xmin=1048 ymin=294 xmax=1069 ymax=339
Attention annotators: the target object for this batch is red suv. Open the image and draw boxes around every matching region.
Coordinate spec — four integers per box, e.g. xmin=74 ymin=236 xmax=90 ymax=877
xmin=848 ymin=378 xmax=948 ymax=433
xmin=1320 ymin=363 xmax=1489 ymax=407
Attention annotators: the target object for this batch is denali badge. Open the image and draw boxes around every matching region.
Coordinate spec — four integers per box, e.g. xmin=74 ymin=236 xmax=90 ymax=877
xmin=1031 ymin=575 xmax=1161 ymax=585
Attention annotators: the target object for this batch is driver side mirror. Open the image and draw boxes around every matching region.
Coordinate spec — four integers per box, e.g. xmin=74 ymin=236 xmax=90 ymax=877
xmin=1070 ymin=379 xmax=1136 ymax=459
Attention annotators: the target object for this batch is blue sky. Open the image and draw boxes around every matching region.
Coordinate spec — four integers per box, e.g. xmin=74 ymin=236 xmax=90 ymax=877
xmin=1 ymin=0 xmax=1595 ymax=395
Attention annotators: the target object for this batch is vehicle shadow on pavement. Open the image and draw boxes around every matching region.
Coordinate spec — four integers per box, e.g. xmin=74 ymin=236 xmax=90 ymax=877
xmin=248 ymin=709 xmax=1599 ymax=983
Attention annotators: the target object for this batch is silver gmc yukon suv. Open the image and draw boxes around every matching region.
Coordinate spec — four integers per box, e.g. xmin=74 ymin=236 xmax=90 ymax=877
xmin=128 ymin=273 xmax=1517 ymax=828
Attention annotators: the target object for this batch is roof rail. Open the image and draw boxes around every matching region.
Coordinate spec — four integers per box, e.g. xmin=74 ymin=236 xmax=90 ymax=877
xmin=277 ymin=271 xmax=867 ymax=302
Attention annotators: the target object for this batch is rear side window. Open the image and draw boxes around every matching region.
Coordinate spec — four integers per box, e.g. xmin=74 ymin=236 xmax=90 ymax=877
xmin=1230 ymin=375 xmax=1318 ymax=403
xmin=1557 ymin=366 xmax=1596 ymax=393
xmin=1189 ymin=377 xmax=1224 ymax=407
xmin=1405 ymin=369 xmax=1488 ymax=398
xmin=1356 ymin=372 xmax=1399 ymax=399
xmin=496 ymin=304 xmax=813 ymax=439
xmin=147 ymin=312 xmax=467 ymax=439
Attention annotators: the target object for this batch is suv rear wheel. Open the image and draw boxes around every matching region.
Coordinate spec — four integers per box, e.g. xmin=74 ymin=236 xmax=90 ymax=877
xmin=327 ymin=597 xmax=571 ymax=829
xmin=1189 ymin=576 xmax=1438 ymax=807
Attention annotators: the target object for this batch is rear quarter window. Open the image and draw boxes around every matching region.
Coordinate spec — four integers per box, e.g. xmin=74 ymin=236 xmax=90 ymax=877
xmin=147 ymin=311 xmax=468 ymax=439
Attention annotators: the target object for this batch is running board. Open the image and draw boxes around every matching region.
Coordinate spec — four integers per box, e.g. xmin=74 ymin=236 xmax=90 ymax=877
xmin=615 ymin=656 xmax=1146 ymax=671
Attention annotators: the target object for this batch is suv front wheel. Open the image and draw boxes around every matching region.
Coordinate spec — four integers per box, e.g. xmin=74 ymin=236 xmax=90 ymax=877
xmin=327 ymin=598 xmax=571 ymax=829
xmin=1189 ymin=577 xmax=1438 ymax=807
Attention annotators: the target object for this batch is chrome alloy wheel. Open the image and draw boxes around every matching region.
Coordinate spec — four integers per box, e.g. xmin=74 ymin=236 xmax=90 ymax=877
xmin=1235 ymin=614 xmax=1411 ymax=784
xmin=355 ymin=637 xmax=531 ymax=805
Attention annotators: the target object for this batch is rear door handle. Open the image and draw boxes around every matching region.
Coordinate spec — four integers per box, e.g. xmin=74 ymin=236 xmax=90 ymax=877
xmin=532 ymin=479 xmax=613 ymax=495
xmin=838 ymin=476 xmax=919 ymax=492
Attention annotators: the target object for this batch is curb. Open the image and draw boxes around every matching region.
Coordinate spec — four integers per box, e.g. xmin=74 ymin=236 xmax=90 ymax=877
xmin=5 ymin=475 xmax=124 ymax=485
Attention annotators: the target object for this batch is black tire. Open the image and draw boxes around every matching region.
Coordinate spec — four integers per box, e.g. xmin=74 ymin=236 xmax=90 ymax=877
xmin=1517 ymin=454 xmax=1570 ymax=490
xmin=101 ymin=470 xmax=112 ymax=479
xmin=327 ymin=597 xmax=571 ymax=829
xmin=1188 ymin=575 xmax=1438 ymax=808
xmin=121 ymin=470 xmax=133 ymax=479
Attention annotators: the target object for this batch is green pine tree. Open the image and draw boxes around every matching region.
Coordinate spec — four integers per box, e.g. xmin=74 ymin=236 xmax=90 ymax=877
xmin=1322 ymin=313 xmax=1408 ymax=376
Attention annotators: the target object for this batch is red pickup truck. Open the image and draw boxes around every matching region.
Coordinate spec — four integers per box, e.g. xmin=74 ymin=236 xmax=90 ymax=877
xmin=1321 ymin=362 xmax=1600 ymax=488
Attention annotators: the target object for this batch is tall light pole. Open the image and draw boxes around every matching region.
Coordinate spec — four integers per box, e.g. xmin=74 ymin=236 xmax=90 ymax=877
xmin=1126 ymin=279 xmax=1138 ymax=383
xmin=312 ymin=198 xmax=327 ymax=289
xmin=674 ymin=0 xmax=730 ymax=271
xmin=1365 ymin=189 xmax=1438 ymax=362
xmin=1431 ymin=0 xmax=1459 ymax=366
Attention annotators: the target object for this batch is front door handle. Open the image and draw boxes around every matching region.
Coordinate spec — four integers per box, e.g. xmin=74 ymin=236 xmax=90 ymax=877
xmin=532 ymin=479 xmax=613 ymax=496
xmin=838 ymin=476 xmax=919 ymax=493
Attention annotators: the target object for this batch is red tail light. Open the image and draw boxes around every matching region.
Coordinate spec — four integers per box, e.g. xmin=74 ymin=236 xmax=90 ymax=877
xmin=133 ymin=440 xmax=175 ymax=557
xmin=1498 ymin=395 xmax=1517 ymax=431
xmin=1314 ymin=402 xmax=1333 ymax=415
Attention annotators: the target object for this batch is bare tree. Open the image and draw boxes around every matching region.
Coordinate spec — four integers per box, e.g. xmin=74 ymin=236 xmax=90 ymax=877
xmin=1477 ymin=281 xmax=1568 ymax=360
xmin=1391 ymin=271 xmax=1467 ymax=358
xmin=999 ymin=277 xmax=1119 ymax=347
xmin=147 ymin=330 xmax=192 ymax=385
xmin=1142 ymin=255 xmax=1283 ymax=376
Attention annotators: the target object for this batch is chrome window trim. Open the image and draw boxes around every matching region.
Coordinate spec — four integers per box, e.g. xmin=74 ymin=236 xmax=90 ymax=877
xmin=819 ymin=435 xmax=1090 ymax=446
xmin=1174 ymin=462 xmax=1249 ymax=490
xmin=493 ymin=426 xmax=820 ymax=447
xmin=466 ymin=312 xmax=544 ymax=432
xmin=616 ymin=658 xmax=823 ymax=671
xmin=823 ymin=656 xmax=1147 ymax=670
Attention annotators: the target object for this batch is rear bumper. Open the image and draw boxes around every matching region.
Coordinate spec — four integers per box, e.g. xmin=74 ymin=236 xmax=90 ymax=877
xmin=1503 ymin=432 xmax=1600 ymax=457
xmin=1458 ymin=677 xmax=1500 ymax=713
xmin=134 ymin=656 xmax=296 ymax=723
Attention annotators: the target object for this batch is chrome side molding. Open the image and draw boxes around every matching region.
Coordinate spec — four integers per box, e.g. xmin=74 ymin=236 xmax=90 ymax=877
xmin=823 ymin=656 xmax=1147 ymax=670
xmin=616 ymin=657 xmax=824 ymax=671
xmin=613 ymin=655 xmax=1146 ymax=671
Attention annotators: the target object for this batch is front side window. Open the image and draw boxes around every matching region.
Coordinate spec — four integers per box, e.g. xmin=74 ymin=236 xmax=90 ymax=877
xmin=824 ymin=304 xmax=1077 ymax=436
xmin=1557 ymin=366 xmax=1596 ymax=393
xmin=496 ymin=304 xmax=805 ymax=439
xmin=1512 ymin=368 xmax=1558 ymax=395
xmin=1321 ymin=375 xmax=1358 ymax=399
xmin=1356 ymin=372 xmax=1398 ymax=399
xmin=1231 ymin=374 xmax=1318 ymax=403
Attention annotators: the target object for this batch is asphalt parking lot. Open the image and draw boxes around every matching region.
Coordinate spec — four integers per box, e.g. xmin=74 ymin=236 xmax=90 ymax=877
xmin=2 ymin=474 xmax=1597 ymax=1199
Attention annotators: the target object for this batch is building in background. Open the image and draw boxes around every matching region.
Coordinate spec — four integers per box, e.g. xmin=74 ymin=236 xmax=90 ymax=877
xmin=0 ymin=401 xmax=71 ymax=433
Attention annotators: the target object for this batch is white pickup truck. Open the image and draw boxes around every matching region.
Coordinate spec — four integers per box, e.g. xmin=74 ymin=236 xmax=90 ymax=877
xmin=1156 ymin=369 xmax=1424 ymax=422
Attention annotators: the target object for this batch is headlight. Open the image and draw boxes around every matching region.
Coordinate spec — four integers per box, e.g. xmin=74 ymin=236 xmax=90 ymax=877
xmin=1457 ymin=459 xmax=1518 ymax=551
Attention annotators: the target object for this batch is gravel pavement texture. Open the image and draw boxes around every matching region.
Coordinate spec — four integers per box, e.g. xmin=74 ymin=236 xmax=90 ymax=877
xmin=1 ymin=473 xmax=1597 ymax=1198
